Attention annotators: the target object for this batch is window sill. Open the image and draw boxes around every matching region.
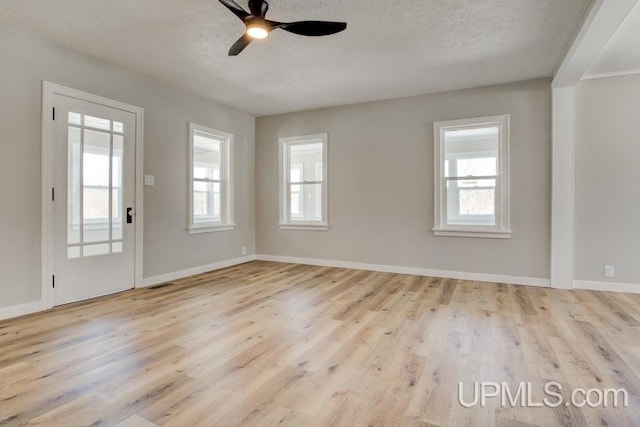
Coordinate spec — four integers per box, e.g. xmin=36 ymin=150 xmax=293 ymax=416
xmin=188 ymin=224 xmax=235 ymax=234
xmin=279 ymin=223 xmax=329 ymax=231
xmin=433 ymin=228 xmax=512 ymax=239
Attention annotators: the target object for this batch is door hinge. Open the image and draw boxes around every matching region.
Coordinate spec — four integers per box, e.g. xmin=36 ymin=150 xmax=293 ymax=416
xmin=52 ymin=107 xmax=55 ymax=121
xmin=52 ymin=187 xmax=55 ymax=202
xmin=52 ymin=275 xmax=55 ymax=288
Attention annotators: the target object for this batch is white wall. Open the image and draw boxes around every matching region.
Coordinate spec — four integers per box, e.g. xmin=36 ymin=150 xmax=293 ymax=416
xmin=575 ymin=74 xmax=640 ymax=287
xmin=0 ymin=24 xmax=256 ymax=310
xmin=256 ymin=79 xmax=552 ymax=280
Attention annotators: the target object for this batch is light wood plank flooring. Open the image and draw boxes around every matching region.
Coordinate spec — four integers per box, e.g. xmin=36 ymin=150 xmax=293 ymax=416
xmin=1 ymin=261 xmax=639 ymax=426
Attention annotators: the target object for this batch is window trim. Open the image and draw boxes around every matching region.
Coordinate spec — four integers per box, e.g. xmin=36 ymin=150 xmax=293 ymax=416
xmin=187 ymin=122 xmax=234 ymax=234
xmin=433 ymin=115 xmax=511 ymax=239
xmin=279 ymin=133 xmax=329 ymax=231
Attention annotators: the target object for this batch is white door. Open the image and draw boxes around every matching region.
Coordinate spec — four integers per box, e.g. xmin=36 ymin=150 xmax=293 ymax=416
xmin=52 ymin=94 xmax=136 ymax=306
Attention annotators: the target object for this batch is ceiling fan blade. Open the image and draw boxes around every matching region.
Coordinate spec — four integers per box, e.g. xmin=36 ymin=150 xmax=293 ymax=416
xmin=272 ymin=20 xmax=347 ymax=36
xmin=229 ymin=34 xmax=252 ymax=56
xmin=218 ymin=0 xmax=249 ymax=21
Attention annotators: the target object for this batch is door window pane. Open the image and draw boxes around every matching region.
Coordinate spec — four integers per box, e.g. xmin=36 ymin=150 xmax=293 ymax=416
xmin=112 ymin=242 xmax=123 ymax=253
xmin=84 ymin=115 xmax=111 ymax=131
xmin=113 ymin=121 xmax=124 ymax=134
xmin=83 ymin=130 xmax=111 ymax=243
xmin=83 ymin=188 xmax=110 ymax=220
xmin=67 ymin=126 xmax=81 ymax=244
xmin=68 ymin=112 xmax=81 ymax=126
xmin=68 ymin=246 xmax=81 ymax=259
xmin=112 ymin=135 xmax=123 ymax=240
xmin=67 ymin=111 xmax=126 ymax=257
xmin=83 ymin=131 xmax=110 ymax=186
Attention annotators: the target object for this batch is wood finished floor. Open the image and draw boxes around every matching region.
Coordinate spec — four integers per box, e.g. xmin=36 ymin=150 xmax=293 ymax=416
xmin=1 ymin=261 xmax=639 ymax=426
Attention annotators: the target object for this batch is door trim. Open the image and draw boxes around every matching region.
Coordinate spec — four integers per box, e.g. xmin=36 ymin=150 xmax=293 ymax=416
xmin=41 ymin=81 xmax=145 ymax=309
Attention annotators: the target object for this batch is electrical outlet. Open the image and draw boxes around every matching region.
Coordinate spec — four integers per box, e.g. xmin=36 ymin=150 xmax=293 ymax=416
xmin=604 ymin=265 xmax=615 ymax=278
xmin=241 ymin=246 xmax=247 ymax=255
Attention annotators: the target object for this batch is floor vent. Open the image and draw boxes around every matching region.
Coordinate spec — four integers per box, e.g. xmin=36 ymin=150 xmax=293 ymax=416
xmin=147 ymin=283 xmax=175 ymax=290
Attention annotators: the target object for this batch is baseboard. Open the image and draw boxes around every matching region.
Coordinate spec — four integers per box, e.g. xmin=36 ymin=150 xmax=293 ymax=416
xmin=574 ymin=280 xmax=640 ymax=294
xmin=0 ymin=300 xmax=45 ymax=322
xmin=4 ymin=262 xmax=633 ymax=322
xmin=256 ymin=254 xmax=550 ymax=288
xmin=0 ymin=256 xmax=258 ymax=321
xmin=140 ymin=255 xmax=257 ymax=288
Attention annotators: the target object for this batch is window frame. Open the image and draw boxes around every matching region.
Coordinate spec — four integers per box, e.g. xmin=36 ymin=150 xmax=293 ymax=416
xmin=279 ymin=133 xmax=329 ymax=231
xmin=187 ymin=122 xmax=234 ymax=234
xmin=433 ymin=115 xmax=511 ymax=239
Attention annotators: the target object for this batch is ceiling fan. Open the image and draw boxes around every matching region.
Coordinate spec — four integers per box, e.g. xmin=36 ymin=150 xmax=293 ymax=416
xmin=218 ymin=0 xmax=347 ymax=56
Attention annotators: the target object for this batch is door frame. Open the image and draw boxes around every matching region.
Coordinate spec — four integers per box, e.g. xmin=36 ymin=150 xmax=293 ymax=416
xmin=41 ymin=81 xmax=145 ymax=309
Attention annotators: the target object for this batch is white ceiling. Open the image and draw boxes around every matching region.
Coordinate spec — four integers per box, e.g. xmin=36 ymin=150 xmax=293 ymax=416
xmin=584 ymin=0 xmax=640 ymax=78
xmin=0 ymin=0 xmax=593 ymax=116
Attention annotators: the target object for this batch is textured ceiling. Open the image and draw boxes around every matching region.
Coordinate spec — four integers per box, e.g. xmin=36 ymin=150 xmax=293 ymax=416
xmin=0 ymin=0 xmax=592 ymax=116
xmin=585 ymin=0 xmax=640 ymax=78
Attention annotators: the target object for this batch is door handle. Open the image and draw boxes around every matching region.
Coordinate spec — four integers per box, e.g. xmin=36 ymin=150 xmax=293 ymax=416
xmin=126 ymin=207 xmax=134 ymax=224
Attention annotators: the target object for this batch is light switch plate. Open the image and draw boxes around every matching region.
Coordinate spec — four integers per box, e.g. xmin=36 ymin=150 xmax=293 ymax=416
xmin=144 ymin=175 xmax=155 ymax=186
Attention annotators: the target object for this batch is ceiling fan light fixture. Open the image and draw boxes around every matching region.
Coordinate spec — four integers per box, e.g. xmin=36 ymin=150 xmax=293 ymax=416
xmin=246 ymin=25 xmax=269 ymax=39
xmin=219 ymin=0 xmax=347 ymax=56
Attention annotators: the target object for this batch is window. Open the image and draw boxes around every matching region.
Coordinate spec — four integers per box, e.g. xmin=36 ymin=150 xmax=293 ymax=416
xmin=188 ymin=123 xmax=234 ymax=233
xmin=279 ymin=134 xmax=328 ymax=230
xmin=66 ymin=112 xmax=125 ymax=258
xmin=433 ymin=115 xmax=511 ymax=238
